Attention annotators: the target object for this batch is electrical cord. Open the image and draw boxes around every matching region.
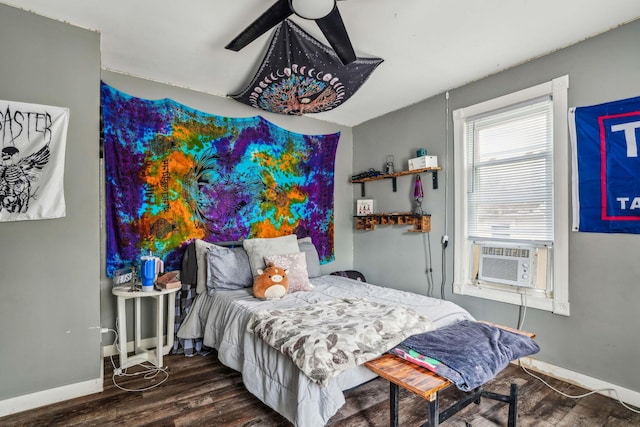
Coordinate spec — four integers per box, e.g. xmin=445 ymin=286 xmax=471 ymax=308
xmin=440 ymin=91 xmax=451 ymax=301
xmin=422 ymin=232 xmax=436 ymax=297
xmin=109 ymin=317 xmax=170 ymax=392
xmin=440 ymin=242 xmax=447 ymax=300
xmin=429 ymin=234 xmax=436 ymax=297
xmin=443 ymin=91 xmax=450 ymax=244
xmin=111 ymin=362 xmax=169 ymax=393
xmin=515 ymin=304 xmax=639 ymax=415
xmin=517 ymin=361 xmax=640 ymax=414
xmin=517 ymin=293 xmax=527 ymax=330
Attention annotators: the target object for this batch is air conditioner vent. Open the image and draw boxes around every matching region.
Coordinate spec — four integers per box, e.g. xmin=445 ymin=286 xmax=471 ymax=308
xmin=478 ymin=244 xmax=536 ymax=287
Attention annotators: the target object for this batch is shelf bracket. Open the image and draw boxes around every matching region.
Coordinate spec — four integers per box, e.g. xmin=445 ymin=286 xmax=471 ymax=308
xmin=432 ymin=171 xmax=438 ymax=189
xmin=384 ymin=176 xmax=397 ymax=192
xmin=359 ymin=182 xmax=366 ymax=197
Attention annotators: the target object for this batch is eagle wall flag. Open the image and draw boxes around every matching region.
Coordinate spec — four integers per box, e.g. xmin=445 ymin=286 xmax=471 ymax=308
xmin=231 ymin=19 xmax=383 ymax=115
xmin=570 ymin=95 xmax=640 ymax=233
xmin=0 ymin=100 xmax=69 ymax=222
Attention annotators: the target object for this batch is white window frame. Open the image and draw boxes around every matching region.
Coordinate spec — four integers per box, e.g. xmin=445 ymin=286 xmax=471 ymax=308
xmin=452 ymin=75 xmax=570 ymax=316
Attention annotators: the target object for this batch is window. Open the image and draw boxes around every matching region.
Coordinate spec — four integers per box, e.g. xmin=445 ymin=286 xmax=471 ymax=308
xmin=452 ymin=76 xmax=570 ymax=316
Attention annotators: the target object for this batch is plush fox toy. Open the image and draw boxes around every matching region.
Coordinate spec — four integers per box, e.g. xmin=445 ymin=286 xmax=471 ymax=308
xmin=253 ymin=265 xmax=289 ymax=300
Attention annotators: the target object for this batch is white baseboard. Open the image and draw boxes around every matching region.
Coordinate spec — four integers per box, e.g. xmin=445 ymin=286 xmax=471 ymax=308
xmin=0 ymin=378 xmax=103 ymax=417
xmin=0 ymin=338 xmax=160 ymax=418
xmin=518 ymin=357 xmax=640 ymax=408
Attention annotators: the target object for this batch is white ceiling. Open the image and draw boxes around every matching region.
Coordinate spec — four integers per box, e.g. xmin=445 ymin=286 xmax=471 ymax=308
xmin=4 ymin=0 xmax=640 ymax=127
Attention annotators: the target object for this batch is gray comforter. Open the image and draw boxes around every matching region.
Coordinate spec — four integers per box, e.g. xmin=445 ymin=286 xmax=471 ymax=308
xmin=249 ymin=298 xmax=435 ymax=385
xmin=177 ymin=274 xmax=473 ymax=427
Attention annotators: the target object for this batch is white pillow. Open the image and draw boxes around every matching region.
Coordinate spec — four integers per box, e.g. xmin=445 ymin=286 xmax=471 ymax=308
xmin=264 ymin=252 xmax=314 ymax=293
xmin=194 ymin=239 xmax=215 ymax=294
xmin=243 ymin=235 xmax=300 ymax=277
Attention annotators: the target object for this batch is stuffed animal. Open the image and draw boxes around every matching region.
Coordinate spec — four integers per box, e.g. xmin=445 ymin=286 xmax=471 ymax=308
xmin=253 ymin=265 xmax=289 ymax=300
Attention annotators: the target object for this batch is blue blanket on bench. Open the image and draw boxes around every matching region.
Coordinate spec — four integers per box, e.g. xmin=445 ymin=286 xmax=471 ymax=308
xmin=398 ymin=320 xmax=540 ymax=391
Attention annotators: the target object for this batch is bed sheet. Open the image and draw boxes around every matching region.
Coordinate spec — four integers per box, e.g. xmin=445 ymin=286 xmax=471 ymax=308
xmin=177 ymin=274 xmax=473 ymax=426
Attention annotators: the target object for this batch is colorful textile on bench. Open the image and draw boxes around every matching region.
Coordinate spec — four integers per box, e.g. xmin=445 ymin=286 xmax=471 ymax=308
xmin=397 ymin=320 xmax=540 ymax=391
xmin=389 ymin=344 xmax=465 ymax=388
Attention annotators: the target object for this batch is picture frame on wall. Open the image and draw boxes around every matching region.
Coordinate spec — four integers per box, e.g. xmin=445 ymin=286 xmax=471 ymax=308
xmin=356 ymin=199 xmax=375 ymax=216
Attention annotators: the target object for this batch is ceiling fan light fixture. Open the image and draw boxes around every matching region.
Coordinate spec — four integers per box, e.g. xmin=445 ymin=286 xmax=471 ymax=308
xmin=289 ymin=0 xmax=336 ymax=20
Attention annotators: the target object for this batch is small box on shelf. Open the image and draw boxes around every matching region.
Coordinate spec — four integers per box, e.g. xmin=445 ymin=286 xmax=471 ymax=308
xmin=408 ymin=155 xmax=438 ymax=171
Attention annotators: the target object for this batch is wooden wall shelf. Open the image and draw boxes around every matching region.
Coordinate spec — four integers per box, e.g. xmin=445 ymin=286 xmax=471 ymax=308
xmin=354 ymin=213 xmax=431 ymax=233
xmin=350 ymin=167 xmax=441 ymax=197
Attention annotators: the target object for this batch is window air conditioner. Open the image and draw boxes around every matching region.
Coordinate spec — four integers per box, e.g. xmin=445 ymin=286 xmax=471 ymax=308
xmin=478 ymin=244 xmax=536 ymax=287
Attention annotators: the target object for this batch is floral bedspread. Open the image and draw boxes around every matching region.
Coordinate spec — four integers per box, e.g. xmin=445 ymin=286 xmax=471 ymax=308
xmin=248 ymin=298 xmax=434 ymax=385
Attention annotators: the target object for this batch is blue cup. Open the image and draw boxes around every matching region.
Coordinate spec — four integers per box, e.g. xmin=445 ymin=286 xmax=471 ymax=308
xmin=140 ymin=256 xmax=163 ymax=291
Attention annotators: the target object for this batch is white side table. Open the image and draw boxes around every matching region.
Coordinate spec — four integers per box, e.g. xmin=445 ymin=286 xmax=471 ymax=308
xmin=112 ymin=286 xmax=181 ymax=369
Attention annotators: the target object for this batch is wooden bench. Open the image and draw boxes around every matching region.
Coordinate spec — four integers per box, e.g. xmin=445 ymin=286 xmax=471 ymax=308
xmin=365 ymin=323 xmax=535 ymax=427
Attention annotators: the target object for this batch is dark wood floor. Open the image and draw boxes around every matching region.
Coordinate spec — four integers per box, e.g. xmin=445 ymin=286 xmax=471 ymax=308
xmin=1 ymin=352 xmax=639 ymax=426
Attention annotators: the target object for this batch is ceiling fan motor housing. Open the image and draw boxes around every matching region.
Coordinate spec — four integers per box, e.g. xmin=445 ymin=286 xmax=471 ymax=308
xmin=289 ymin=0 xmax=337 ymax=20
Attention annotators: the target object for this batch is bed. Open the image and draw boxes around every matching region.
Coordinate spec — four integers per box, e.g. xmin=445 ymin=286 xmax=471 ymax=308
xmin=177 ymin=268 xmax=473 ymax=426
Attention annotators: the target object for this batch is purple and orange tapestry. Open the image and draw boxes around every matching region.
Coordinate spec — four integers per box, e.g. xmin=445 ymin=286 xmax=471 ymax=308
xmin=101 ymin=83 xmax=339 ymax=276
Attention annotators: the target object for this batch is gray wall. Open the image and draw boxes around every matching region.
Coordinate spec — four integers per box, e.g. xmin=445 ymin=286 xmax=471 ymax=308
xmin=5 ymin=0 xmax=636 ymax=411
xmin=99 ymin=72 xmax=355 ymax=333
xmin=0 ymin=4 xmax=101 ymax=401
xmin=0 ymin=3 xmax=354 ymax=408
xmin=353 ymin=19 xmax=640 ymax=393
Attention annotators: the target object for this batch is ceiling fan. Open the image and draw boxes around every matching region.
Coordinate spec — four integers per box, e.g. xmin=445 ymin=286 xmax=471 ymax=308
xmin=225 ymin=0 xmax=356 ymax=65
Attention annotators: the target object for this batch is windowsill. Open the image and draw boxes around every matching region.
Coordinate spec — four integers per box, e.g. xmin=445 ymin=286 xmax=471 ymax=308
xmin=453 ymin=282 xmax=570 ymax=316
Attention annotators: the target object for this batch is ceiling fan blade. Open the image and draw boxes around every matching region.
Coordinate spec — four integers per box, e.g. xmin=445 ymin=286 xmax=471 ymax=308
xmin=226 ymin=0 xmax=293 ymax=51
xmin=315 ymin=6 xmax=356 ymax=65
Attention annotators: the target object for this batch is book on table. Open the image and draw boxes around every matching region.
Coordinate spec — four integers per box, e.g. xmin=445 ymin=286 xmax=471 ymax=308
xmin=156 ymin=271 xmax=181 ymax=289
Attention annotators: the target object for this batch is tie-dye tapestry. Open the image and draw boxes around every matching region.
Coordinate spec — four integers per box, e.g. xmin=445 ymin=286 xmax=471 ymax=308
xmin=101 ymin=83 xmax=339 ymax=277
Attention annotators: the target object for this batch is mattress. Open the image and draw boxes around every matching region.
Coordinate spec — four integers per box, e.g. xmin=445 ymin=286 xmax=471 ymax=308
xmin=177 ymin=274 xmax=473 ymax=426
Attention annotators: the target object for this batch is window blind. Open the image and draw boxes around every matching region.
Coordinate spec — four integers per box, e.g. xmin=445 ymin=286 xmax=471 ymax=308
xmin=466 ymin=98 xmax=553 ymax=242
